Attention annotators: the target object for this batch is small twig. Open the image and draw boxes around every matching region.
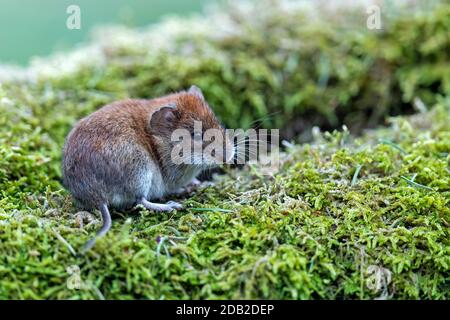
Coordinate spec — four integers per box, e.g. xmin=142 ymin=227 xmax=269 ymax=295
xmin=400 ymin=176 xmax=433 ymax=191
xmin=281 ymin=140 xmax=296 ymax=149
xmin=413 ymin=97 xmax=428 ymax=114
xmin=351 ymin=165 xmax=363 ymax=187
xmin=156 ymin=236 xmax=168 ymax=261
xmin=91 ymin=285 xmax=105 ymax=300
xmin=379 ymin=139 xmax=407 ymax=155
xmin=168 ymin=236 xmax=189 ymax=240
xmin=190 ymin=207 xmax=233 ymax=213
xmin=52 ymin=228 xmax=77 ymax=256
xmin=166 ymin=226 xmax=181 ymax=236
xmin=163 ymin=244 xmax=170 ymax=258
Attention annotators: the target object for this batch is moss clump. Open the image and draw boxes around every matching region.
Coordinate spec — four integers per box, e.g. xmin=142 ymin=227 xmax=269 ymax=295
xmin=0 ymin=0 xmax=449 ymax=299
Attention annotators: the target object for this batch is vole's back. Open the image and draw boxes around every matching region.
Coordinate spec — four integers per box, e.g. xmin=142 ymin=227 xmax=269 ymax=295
xmin=62 ymin=99 xmax=165 ymax=209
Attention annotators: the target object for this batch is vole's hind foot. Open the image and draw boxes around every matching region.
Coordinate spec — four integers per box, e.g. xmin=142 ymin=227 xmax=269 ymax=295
xmin=139 ymin=198 xmax=182 ymax=212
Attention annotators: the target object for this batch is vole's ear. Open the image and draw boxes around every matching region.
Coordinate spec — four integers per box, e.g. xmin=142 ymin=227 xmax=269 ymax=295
xmin=150 ymin=103 xmax=179 ymax=134
xmin=188 ymin=85 xmax=205 ymax=101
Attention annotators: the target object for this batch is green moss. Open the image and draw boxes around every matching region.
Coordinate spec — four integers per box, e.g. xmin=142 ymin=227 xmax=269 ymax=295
xmin=0 ymin=93 xmax=448 ymax=298
xmin=0 ymin=0 xmax=449 ymax=299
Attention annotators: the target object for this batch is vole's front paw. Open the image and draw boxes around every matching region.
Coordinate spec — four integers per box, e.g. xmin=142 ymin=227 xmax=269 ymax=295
xmin=166 ymin=201 xmax=183 ymax=210
xmin=172 ymin=179 xmax=201 ymax=196
xmin=183 ymin=178 xmax=202 ymax=194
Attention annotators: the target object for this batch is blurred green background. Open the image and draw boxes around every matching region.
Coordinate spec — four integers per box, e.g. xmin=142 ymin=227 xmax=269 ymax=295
xmin=0 ymin=0 xmax=216 ymax=65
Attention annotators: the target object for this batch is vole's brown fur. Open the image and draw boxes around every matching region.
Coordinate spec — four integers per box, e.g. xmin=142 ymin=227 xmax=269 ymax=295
xmin=62 ymin=86 xmax=232 ymax=252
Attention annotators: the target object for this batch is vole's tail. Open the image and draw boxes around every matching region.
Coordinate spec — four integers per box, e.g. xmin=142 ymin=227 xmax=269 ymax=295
xmin=81 ymin=203 xmax=112 ymax=254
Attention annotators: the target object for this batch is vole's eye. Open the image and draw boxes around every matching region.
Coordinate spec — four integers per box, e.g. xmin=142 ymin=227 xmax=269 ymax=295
xmin=193 ymin=132 xmax=202 ymax=141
